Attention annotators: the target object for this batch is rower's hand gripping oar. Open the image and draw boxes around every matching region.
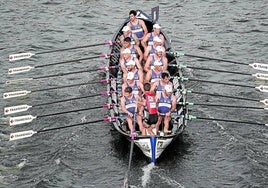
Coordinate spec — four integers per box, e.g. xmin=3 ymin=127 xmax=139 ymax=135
xmin=8 ymin=41 xmax=117 ymax=61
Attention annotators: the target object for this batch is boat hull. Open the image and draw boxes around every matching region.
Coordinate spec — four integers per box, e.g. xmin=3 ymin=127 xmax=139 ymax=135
xmin=106 ymin=7 xmax=188 ymax=161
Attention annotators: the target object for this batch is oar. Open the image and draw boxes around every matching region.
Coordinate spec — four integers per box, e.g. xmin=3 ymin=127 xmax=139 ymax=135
xmin=5 ymin=66 xmax=118 ymax=84
xmin=7 ymin=103 xmax=118 ymax=126
xmin=169 ymin=64 xmax=268 ymax=81
xmin=174 ymin=76 xmax=268 ymax=93
xmin=8 ymin=55 xmax=118 ymax=75
xmin=9 ymin=115 xmax=123 ymax=141
xmin=186 ymin=115 xmax=268 ymax=127
xmin=3 ymin=92 xmax=113 ymax=115
xmin=2 ymin=79 xmax=114 ymax=99
xmin=8 ymin=41 xmax=117 ymax=61
xmin=179 ymin=102 xmax=268 ymax=110
xmin=123 ymin=107 xmax=137 ymax=187
xmin=180 ymin=89 xmax=268 ymax=105
xmin=170 ymin=52 xmax=268 ymax=72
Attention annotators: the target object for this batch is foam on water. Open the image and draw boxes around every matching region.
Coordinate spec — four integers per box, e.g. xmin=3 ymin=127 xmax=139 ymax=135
xmin=141 ymin=162 xmax=155 ymax=187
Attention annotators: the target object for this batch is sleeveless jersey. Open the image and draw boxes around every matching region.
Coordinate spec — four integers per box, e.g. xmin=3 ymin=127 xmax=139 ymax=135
xmin=144 ymin=92 xmax=157 ymax=114
xmin=124 ymin=95 xmax=136 ymax=114
xmin=126 ymin=80 xmax=139 ymax=95
xmin=130 ymin=20 xmax=144 ymax=39
xmin=151 ymin=69 xmax=162 ymax=83
xmin=158 ymin=92 xmax=172 ymax=114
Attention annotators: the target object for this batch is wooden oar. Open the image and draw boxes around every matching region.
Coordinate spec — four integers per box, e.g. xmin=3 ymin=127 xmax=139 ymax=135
xmin=8 ymin=41 xmax=117 ymax=61
xmin=2 ymin=79 xmax=112 ymax=99
xmin=169 ymin=64 xmax=268 ymax=81
xmin=174 ymin=76 xmax=268 ymax=93
xmin=7 ymin=55 xmax=118 ymax=75
xmin=4 ymin=93 xmax=108 ymax=115
xmin=4 ymin=66 xmax=118 ymax=85
xmin=186 ymin=115 xmax=268 ymax=127
xmin=181 ymin=90 xmax=268 ymax=105
xmin=8 ymin=115 xmax=124 ymax=141
xmin=7 ymin=104 xmax=118 ymax=126
xmin=180 ymin=102 xmax=268 ymax=110
xmin=170 ymin=52 xmax=268 ymax=72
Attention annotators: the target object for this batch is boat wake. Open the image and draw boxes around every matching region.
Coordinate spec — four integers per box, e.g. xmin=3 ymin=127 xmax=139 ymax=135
xmin=141 ymin=162 xmax=155 ymax=187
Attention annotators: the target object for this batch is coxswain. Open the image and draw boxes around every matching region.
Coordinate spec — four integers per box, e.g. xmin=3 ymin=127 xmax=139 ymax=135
xmin=141 ymin=83 xmax=158 ymax=136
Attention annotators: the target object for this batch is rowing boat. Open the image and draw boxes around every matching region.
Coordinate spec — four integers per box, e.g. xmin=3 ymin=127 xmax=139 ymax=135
xmin=106 ymin=7 xmax=188 ymax=162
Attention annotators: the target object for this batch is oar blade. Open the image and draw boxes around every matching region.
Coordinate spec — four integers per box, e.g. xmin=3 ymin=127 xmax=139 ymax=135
xmin=9 ymin=130 xmax=37 ymax=141
xmin=3 ymin=90 xmax=31 ymax=99
xmin=5 ymin=78 xmax=33 ymax=85
xmin=260 ymin=99 xmax=268 ymax=105
xmin=9 ymin=53 xmax=35 ymax=61
xmin=9 ymin=115 xmax=36 ymax=126
xmin=256 ymin=85 xmax=268 ymax=93
xmin=8 ymin=66 xmax=34 ymax=75
xmin=250 ymin=63 xmax=268 ymax=72
xmin=4 ymin=105 xmax=32 ymax=115
xmin=253 ymin=73 xmax=268 ymax=81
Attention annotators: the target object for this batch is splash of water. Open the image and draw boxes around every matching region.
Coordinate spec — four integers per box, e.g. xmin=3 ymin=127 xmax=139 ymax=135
xmin=141 ymin=162 xmax=155 ymax=187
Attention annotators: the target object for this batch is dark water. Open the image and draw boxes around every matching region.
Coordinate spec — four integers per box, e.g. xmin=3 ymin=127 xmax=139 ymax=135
xmin=0 ymin=0 xmax=267 ymax=187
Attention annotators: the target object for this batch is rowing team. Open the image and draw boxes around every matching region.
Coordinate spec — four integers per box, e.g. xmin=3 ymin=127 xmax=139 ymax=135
xmin=115 ymin=10 xmax=178 ymax=136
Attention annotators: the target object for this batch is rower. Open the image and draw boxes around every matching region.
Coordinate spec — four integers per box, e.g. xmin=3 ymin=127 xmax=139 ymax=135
xmin=120 ymin=86 xmax=144 ymax=134
xmin=150 ymin=71 xmax=173 ymax=95
xmin=155 ymin=85 xmax=176 ymax=134
xmin=144 ymin=60 xmax=163 ymax=84
xmin=141 ymin=23 xmax=164 ymax=50
xmin=143 ymin=36 xmax=165 ymax=62
xmin=141 ymin=83 xmax=158 ymax=136
xmin=119 ymin=25 xmax=140 ymax=46
xmin=120 ymin=48 xmax=142 ymax=75
xmin=144 ymin=46 xmax=167 ymax=73
xmin=122 ymin=59 xmax=144 ymax=83
xmin=127 ymin=10 xmax=148 ymax=41
xmin=120 ymin=37 xmax=143 ymax=63
xmin=122 ymin=72 xmax=144 ymax=96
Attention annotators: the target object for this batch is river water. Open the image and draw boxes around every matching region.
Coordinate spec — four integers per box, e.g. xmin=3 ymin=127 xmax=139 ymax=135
xmin=0 ymin=0 xmax=267 ymax=187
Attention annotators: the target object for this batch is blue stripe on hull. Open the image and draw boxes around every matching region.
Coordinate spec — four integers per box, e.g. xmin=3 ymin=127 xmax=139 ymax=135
xmin=150 ymin=137 xmax=157 ymax=163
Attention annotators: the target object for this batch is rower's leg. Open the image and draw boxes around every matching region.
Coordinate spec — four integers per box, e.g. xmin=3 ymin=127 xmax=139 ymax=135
xmin=163 ymin=115 xmax=171 ymax=133
xmin=155 ymin=115 xmax=163 ymax=132
xmin=126 ymin=117 xmax=134 ymax=133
